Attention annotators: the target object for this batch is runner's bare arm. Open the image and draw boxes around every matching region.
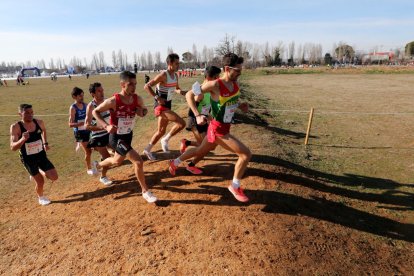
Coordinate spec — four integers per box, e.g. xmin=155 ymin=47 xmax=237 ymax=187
xmin=85 ymin=103 xmax=103 ymax=131
xmin=186 ymin=90 xmax=207 ymax=125
xmin=136 ymin=96 xmax=148 ymax=117
xmin=37 ymin=119 xmax=50 ymax=150
xmin=68 ymin=106 xmax=81 ymax=128
xmin=144 ymin=72 xmax=167 ymax=105
xmin=200 ymin=80 xmax=220 ymax=97
xmin=10 ymin=123 xmax=27 ymax=151
xmin=93 ymin=97 xmax=117 ymax=133
xmin=175 ymin=73 xmax=187 ymax=95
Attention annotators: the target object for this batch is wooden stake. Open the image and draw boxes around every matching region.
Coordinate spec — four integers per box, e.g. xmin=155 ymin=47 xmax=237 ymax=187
xmin=305 ymin=108 xmax=314 ymax=145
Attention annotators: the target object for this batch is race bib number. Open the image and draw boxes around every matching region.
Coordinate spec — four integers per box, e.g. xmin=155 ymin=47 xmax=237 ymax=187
xmin=167 ymin=87 xmax=175 ymax=101
xmin=192 ymin=81 xmax=201 ymax=96
xmin=117 ymin=117 xmax=135 ymax=134
xmin=201 ymin=104 xmax=211 ymax=116
xmin=77 ymin=119 xmax=86 ymax=130
xmin=25 ymin=139 xmax=44 ymax=155
xmin=223 ymin=104 xmax=238 ymax=123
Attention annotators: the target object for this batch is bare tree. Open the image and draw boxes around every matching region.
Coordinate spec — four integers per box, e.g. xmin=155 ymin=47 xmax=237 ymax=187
xmin=216 ymin=33 xmax=235 ymax=56
xmin=98 ymin=51 xmax=105 ymax=69
xmin=112 ymin=50 xmax=117 ymax=68
xmin=154 ymin=51 xmax=161 ymax=70
xmin=140 ymin=53 xmax=147 ymax=70
xmin=288 ymin=41 xmax=295 ymax=66
xmin=49 ymin=58 xmax=55 ymax=70
xmin=147 ymin=51 xmax=153 ymax=70
xmin=192 ymin=44 xmax=198 ymax=67
xmin=167 ymin=47 xmax=174 ymax=55
xmin=91 ymin=53 xmax=99 ymax=70
xmin=202 ymin=45 xmax=208 ymax=65
xmin=117 ymin=49 xmax=124 ymax=69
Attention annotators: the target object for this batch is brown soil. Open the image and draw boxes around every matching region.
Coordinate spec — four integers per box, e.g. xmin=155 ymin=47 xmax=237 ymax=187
xmin=1 ymin=121 xmax=413 ymax=275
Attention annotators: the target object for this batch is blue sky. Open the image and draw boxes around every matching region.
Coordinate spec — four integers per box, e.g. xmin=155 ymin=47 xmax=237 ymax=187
xmin=1 ymin=0 xmax=413 ymax=64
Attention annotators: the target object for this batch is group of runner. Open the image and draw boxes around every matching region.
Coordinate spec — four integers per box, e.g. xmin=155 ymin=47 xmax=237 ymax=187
xmin=10 ymin=53 xmax=252 ymax=206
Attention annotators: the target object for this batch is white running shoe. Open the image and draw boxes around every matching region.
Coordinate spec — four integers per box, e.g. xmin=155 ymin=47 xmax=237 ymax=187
xmin=160 ymin=137 xmax=169 ymax=152
xmin=100 ymin=176 xmax=113 ymax=186
xmin=88 ymin=161 xmax=99 ymax=175
xmin=38 ymin=196 xmax=51 ymax=206
xmin=142 ymin=191 xmax=157 ymax=203
xmin=142 ymin=149 xmax=157 ymax=161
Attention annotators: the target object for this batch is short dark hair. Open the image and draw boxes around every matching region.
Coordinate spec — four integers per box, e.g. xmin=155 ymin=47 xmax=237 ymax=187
xmin=222 ymin=53 xmax=244 ymax=67
xmin=166 ymin=53 xmax=179 ymax=64
xmin=71 ymin=87 xmax=84 ymax=97
xmin=204 ymin=66 xmax=221 ymax=78
xmin=19 ymin=104 xmax=32 ymax=112
xmin=120 ymin=71 xmax=136 ymax=82
xmin=89 ymin=82 xmax=102 ymax=94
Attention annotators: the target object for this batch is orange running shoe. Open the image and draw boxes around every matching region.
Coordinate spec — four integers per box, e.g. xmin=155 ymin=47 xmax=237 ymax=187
xmin=169 ymin=159 xmax=178 ymax=176
xmin=228 ymin=185 xmax=249 ymax=202
xmin=186 ymin=165 xmax=203 ymax=175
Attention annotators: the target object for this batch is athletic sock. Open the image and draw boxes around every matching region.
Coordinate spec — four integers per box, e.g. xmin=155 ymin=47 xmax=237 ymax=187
xmin=145 ymin=143 xmax=153 ymax=151
xmin=185 ymin=140 xmax=192 ymax=146
xmin=163 ymin=133 xmax=172 ymax=141
xmin=232 ymin=178 xmax=241 ymax=189
xmin=174 ymin=158 xmax=182 ymax=166
xmin=188 ymin=161 xmax=195 ymax=167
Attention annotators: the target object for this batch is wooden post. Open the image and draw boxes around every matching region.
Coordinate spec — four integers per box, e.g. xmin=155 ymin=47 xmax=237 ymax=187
xmin=304 ymin=108 xmax=314 ymax=146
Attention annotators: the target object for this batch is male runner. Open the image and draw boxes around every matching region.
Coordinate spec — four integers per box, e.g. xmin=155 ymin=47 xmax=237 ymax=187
xmin=68 ymin=87 xmax=95 ymax=175
xmin=85 ymin=82 xmax=113 ymax=186
xmin=142 ymin=53 xmax=186 ymax=160
xmin=10 ymin=104 xmax=58 ymax=205
xmin=168 ymin=53 xmax=251 ymax=202
xmin=91 ymin=71 xmax=157 ymax=203
xmin=180 ymin=65 xmax=221 ymax=174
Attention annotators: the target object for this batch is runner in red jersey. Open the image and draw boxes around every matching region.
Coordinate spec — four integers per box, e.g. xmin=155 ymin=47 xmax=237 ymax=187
xmin=91 ymin=71 xmax=157 ymax=203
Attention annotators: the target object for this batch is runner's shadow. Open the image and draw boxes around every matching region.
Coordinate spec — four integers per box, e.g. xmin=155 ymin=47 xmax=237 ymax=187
xmin=160 ymin=184 xmax=414 ymax=242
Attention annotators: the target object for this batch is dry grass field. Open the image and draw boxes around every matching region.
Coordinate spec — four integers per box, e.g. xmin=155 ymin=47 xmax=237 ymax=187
xmin=0 ymin=68 xmax=413 ymax=274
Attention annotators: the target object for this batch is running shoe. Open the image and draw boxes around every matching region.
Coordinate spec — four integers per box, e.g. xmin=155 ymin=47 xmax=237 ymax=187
xmin=186 ymin=165 xmax=203 ymax=175
xmin=142 ymin=149 xmax=157 ymax=161
xmin=38 ymin=196 xmax=51 ymax=206
xmin=168 ymin=159 xmax=178 ymax=176
xmin=100 ymin=176 xmax=113 ymax=186
xmin=88 ymin=161 xmax=99 ymax=175
xmin=180 ymin=139 xmax=188 ymax=154
xmin=142 ymin=191 xmax=157 ymax=203
xmin=228 ymin=185 xmax=249 ymax=202
xmin=160 ymin=137 xmax=169 ymax=152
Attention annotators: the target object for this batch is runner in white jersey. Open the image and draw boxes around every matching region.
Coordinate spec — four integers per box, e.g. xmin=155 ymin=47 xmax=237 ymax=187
xmin=142 ymin=53 xmax=186 ymax=160
xmin=85 ymin=82 xmax=113 ymax=186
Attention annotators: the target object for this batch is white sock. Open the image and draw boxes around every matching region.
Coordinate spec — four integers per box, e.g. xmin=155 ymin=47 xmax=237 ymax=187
xmin=162 ymin=133 xmax=172 ymax=141
xmin=174 ymin=158 xmax=182 ymax=166
xmin=232 ymin=178 xmax=241 ymax=189
xmin=145 ymin=143 xmax=153 ymax=151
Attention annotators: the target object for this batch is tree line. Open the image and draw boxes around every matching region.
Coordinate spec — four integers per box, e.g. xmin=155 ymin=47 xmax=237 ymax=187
xmin=1 ymin=35 xmax=413 ymax=75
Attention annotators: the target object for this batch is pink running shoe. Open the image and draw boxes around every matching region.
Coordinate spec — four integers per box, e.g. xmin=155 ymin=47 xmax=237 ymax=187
xmin=169 ymin=159 xmax=177 ymax=176
xmin=186 ymin=165 xmax=203 ymax=175
xmin=180 ymin=139 xmax=188 ymax=154
xmin=228 ymin=185 xmax=249 ymax=202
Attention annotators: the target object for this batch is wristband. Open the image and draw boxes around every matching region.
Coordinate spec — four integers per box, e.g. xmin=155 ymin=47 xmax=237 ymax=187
xmin=43 ymin=142 xmax=49 ymax=146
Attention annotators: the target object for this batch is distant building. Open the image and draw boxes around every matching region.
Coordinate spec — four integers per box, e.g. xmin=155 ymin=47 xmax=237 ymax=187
xmin=362 ymin=52 xmax=395 ymax=63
